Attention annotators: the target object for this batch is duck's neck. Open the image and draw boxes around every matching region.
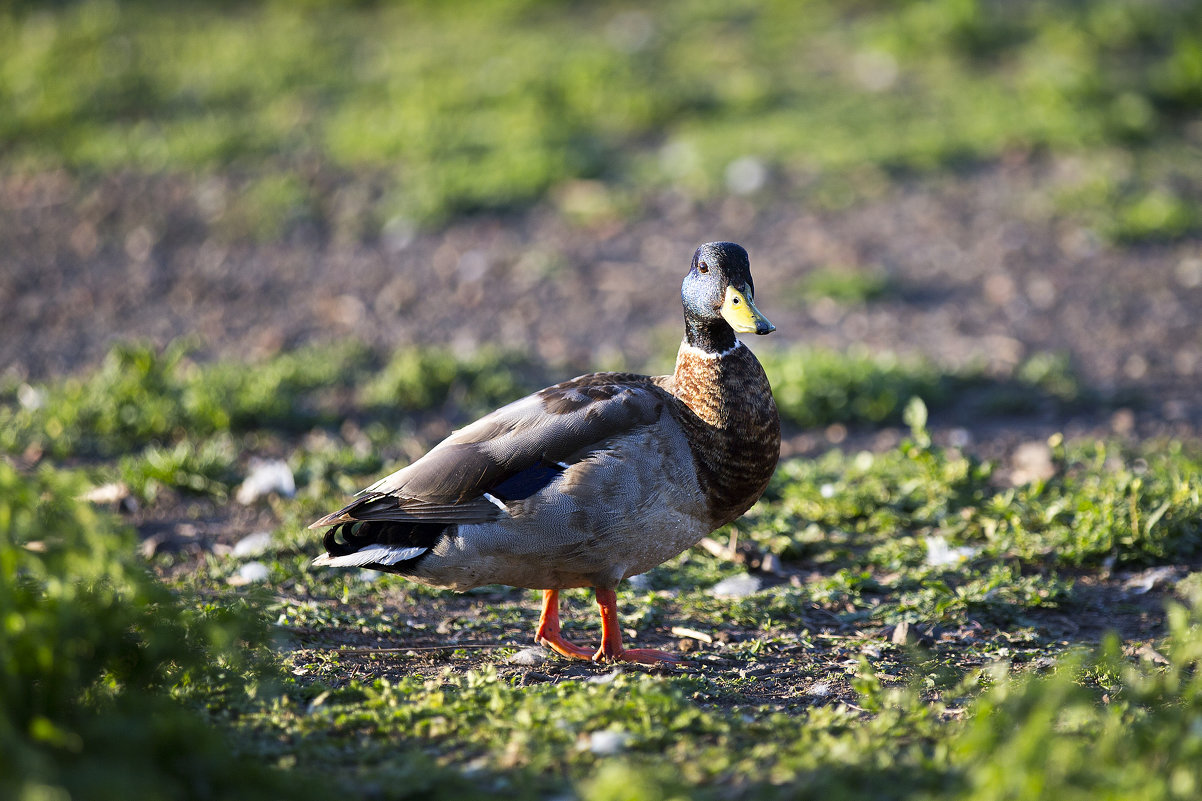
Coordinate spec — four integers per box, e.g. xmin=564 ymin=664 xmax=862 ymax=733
xmin=684 ymin=316 xmax=737 ymax=355
xmin=668 ymin=337 xmax=781 ymax=527
xmin=670 ymin=339 xmax=747 ymax=426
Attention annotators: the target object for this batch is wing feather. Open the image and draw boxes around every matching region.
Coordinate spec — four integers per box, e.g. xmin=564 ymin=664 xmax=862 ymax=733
xmin=310 ymin=373 xmax=670 ymax=530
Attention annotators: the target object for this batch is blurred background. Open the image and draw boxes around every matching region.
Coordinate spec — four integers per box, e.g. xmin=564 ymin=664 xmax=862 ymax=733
xmin=3 ymin=0 xmax=1201 ymax=441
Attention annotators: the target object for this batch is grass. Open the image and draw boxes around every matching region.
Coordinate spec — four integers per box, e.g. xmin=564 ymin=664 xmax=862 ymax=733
xmin=0 ymin=461 xmax=310 ymax=801
xmin=0 ymin=337 xmax=1089 ymax=493
xmin=1 ymin=0 xmax=1200 ymax=236
xmin=3 ymin=340 xmax=1202 ymax=799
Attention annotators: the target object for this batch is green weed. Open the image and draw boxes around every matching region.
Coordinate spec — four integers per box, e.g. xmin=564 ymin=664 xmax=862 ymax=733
xmin=0 ymin=341 xmax=541 ymax=465
xmin=762 ymin=346 xmax=950 ymax=429
xmin=0 ymin=461 xmax=313 ymax=801
xmin=361 ymin=346 xmax=537 ymax=419
xmin=0 ymin=341 xmax=369 ymax=458
xmin=951 ymin=603 xmax=1202 ymax=800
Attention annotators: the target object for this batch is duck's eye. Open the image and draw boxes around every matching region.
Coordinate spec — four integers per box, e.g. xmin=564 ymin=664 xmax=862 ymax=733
xmin=698 ymin=261 xmax=709 ymax=274
xmin=732 ymin=296 xmax=741 ymax=305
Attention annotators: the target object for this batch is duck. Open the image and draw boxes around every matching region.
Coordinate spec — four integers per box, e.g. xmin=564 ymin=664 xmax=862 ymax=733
xmin=311 ymin=241 xmax=780 ymax=664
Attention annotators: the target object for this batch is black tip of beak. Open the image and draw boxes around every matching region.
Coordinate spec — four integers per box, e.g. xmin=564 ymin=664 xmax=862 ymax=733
xmin=756 ymin=320 xmax=776 ymax=335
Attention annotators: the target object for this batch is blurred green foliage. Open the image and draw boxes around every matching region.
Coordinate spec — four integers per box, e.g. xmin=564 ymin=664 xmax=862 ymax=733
xmin=361 ymin=346 xmax=534 ymax=416
xmin=0 ymin=338 xmax=940 ymax=470
xmin=0 ymin=339 xmax=1097 ymax=510
xmin=951 ymin=603 xmax=1202 ymax=801
xmin=795 ymin=266 xmax=892 ymax=306
xmin=0 ymin=461 xmax=309 ymax=801
xmin=0 ymin=341 xmax=368 ymax=458
xmin=0 ymin=340 xmax=539 ymax=462
xmin=762 ymin=345 xmax=950 ymax=429
xmin=1 ymin=0 xmax=1199 ymax=235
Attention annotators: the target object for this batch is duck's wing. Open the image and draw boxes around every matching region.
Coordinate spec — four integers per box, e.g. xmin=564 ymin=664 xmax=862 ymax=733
xmin=309 ymin=372 xmax=669 ymax=530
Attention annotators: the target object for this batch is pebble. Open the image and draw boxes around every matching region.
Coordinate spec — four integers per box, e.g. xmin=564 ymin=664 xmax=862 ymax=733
xmin=587 ymin=670 xmax=621 ymax=685
xmin=232 ymin=530 xmax=274 ymax=558
xmin=235 ymin=459 xmax=296 ymax=504
xmin=507 ymin=647 xmax=547 ymax=667
xmin=923 ymin=535 xmax=978 ymax=567
xmin=710 ymin=573 xmax=763 ymax=599
xmin=1124 ymin=565 xmax=1179 ymax=595
xmin=79 ymin=481 xmax=130 ymax=504
xmin=585 ymin=730 xmax=629 ymax=756
xmin=1009 ymin=441 xmax=1055 ymax=486
xmin=725 ymin=156 xmax=768 ymax=195
xmin=229 ymin=561 xmax=269 ymax=585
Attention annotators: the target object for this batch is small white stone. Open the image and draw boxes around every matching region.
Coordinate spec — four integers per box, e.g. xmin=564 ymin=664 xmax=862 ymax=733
xmin=507 ymin=647 xmax=547 ymax=667
xmin=1176 ymin=257 xmax=1202 ymax=288
xmin=79 ymin=482 xmax=130 ymax=505
xmin=761 ymin=552 xmax=783 ymax=576
xmin=232 ymin=530 xmax=274 ymax=558
xmin=1124 ymin=566 xmax=1179 ymax=595
xmin=711 ymin=574 xmax=763 ymax=599
xmin=852 ymin=49 xmax=899 ymax=92
xmin=586 ymin=730 xmax=629 ymax=756
xmin=17 ymin=383 xmax=46 ymax=411
xmin=948 ymin=428 xmax=973 ymax=448
xmin=229 ymin=561 xmax=269 ymax=585
xmin=381 ymin=216 xmax=416 ymax=253
xmin=587 ymin=670 xmax=621 ymax=685
xmin=1009 ymin=441 xmax=1055 ymax=486
xmin=924 ymin=536 xmax=978 ymax=567
xmin=236 ymin=459 xmax=296 ymax=505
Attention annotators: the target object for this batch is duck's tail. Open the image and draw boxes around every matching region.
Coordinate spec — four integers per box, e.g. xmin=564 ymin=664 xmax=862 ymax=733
xmin=313 ymin=520 xmax=445 ymax=570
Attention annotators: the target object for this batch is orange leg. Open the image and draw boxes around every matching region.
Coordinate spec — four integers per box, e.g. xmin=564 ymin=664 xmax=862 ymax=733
xmin=535 ymin=589 xmax=594 ymax=660
xmin=591 ymin=587 xmax=681 ymax=665
xmin=535 ymin=588 xmax=683 ymax=664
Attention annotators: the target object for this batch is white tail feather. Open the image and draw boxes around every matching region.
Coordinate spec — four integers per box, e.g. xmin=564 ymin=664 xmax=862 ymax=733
xmin=313 ymin=545 xmax=428 ymax=568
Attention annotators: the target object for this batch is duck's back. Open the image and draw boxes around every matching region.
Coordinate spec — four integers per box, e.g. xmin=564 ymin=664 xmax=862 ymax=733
xmin=402 ymin=370 xmax=712 ymax=590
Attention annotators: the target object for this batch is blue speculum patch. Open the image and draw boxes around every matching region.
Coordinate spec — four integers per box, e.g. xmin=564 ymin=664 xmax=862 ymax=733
xmin=489 ymin=462 xmax=564 ymax=501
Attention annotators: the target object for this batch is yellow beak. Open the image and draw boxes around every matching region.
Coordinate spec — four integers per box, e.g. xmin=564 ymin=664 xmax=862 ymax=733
xmin=721 ymin=286 xmax=775 ymax=334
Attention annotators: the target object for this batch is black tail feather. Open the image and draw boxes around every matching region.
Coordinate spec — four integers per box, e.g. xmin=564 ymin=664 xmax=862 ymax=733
xmin=322 ymin=519 xmax=450 ymax=558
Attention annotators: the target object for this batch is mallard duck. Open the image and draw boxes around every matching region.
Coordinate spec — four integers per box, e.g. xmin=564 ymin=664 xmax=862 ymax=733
xmin=311 ymin=241 xmax=780 ymax=663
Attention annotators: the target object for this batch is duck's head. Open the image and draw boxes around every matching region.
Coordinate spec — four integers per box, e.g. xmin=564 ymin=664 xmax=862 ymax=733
xmin=681 ymin=241 xmax=775 ymax=353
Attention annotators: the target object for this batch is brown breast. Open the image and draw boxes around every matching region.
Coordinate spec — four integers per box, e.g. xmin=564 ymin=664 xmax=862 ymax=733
xmin=657 ymin=341 xmax=781 ymax=529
